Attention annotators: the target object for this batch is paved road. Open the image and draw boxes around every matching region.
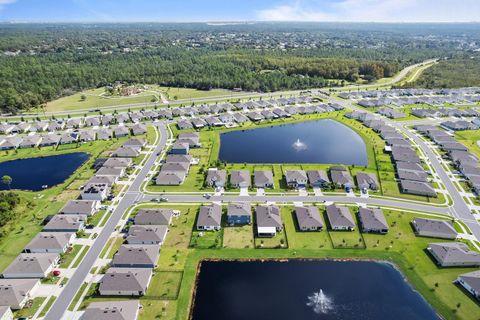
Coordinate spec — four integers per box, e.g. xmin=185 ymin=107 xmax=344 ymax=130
xmin=1 ymin=59 xmax=436 ymax=120
xmin=142 ymin=194 xmax=449 ymax=215
xmin=329 ymin=95 xmax=480 ymax=241
xmin=44 ymin=123 xmax=168 ymax=320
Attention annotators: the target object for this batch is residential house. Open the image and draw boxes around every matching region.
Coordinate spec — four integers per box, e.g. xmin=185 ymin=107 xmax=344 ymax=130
xmin=155 ymin=171 xmax=186 ymax=186
xmin=102 ymin=158 xmax=133 ymax=168
xmin=18 ymin=135 xmax=41 ymax=149
xmin=60 ymin=200 xmax=99 ymax=216
xmin=114 ymin=126 xmax=130 ymax=138
xmin=256 ymin=205 xmax=282 ymax=237
xmin=226 ymin=203 xmax=251 ymax=225
xmin=400 ymin=180 xmax=436 ymax=197
xmin=253 ymin=170 xmax=274 ymax=188
xmin=285 ymin=170 xmax=308 ymax=188
xmin=126 ymin=225 xmax=168 ymax=245
xmin=356 ymin=172 xmax=379 ymax=191
xmin=307 ymin=170 xmax=330 ymax=188
xmin=123 ymin=139 xmax=146 ymax=150
xmin=43 ymin=215 xmax=85 ymax=232
xmin=358 ymin=208 xmax=388 ymax=234
xmin=113 ymin=146 xmax=139 ymax=158
xmin=81 ymin=183 xmax=110 ymax=201
xmin=99 ymin=268 xmax=152 ymax=296
xmin=205 ymin=169 xmax=227 ymax=188
xmin=326 ymin=204 xmax=355 ymax=231
xmin=24 ymin=232 xmax=74 ymax=254
xmin=81 ymin=300 xmax=140 ymax=320
xmin=134 ymin=208 xmax=174 ymax=226
xmin=456 ymin=270 xmax=480 ymax=301
xmin=330 ymin=167 xmax=354 ymax=191
xmin=295 ymin=206 xmax=323 ymax=231
xmin=427 ymin=242 xmax=480 ymax=267
xmin=132 ymin=123 xmax=147 ymax=136
xmin=112 ymin=244 xmax=160 ymax=268
xmin=2 ymin=253 xmax=59 ymax=279
xmin=230 ymin=170 xmax=251 ymax=188
xmin=196 ymin=204 xmax=222 ymax=231
xmin=0 ymin=279 xmax=39 ymax=309
xmin=412 ymin=217 xmax=458 ymax=239
xmin=170 ymin=142 xmax=189 ymax=155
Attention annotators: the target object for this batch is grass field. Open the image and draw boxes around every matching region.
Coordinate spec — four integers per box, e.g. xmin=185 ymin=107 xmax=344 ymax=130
xmin=42 ymin=85 xmax=245 ymax=113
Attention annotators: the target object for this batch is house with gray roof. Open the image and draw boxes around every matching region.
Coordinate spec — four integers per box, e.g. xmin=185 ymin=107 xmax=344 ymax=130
xmin=126 ymin=225 xmax=168 ymax=245
xmin=99 ymin=268 xmax=152 ymax=296
xmin=0 ymin=136 xmax=22 ymax=150
xmin=256 ymin=205 xmax=282 ymax=237
xmin=397 ymin=169 xmax=428 ymax=182
xmin=95 ymin=128 xmax=113 ymax=141
xmin=295 ymin=206 xmax=323 ymax=231
xmin=2 ymin=253 xmax=59 ymax=279
xmin=456 ymin=270 xmax=480 ymax=302
xmin=395 ymin=161 xmax=425 ymax=173
xmin=84 ymin=117 xmax=101 ymax=127
xmin=97 ymin=167 xmax=125 ymax=178
xmin=427 ymin=242 xmax=480 ymax=267
xmin=113 ymin=146 xmax=140 ymax=158
xmin=205 ymin=169 xmax=227 ymax=188
xmin=254 ymin=170 xmax=274 ymax=188
xmin=178 ymin=132 xmax=200 ymax=147
xmin=400 ymin=180 xmax=436 ymax=197
xmin=358 ymin=208 xmax=388 ymax=234
xmin=170 ymin=142 xmax=189 ymax=155
xmin=38 ymin=134 xmax=60 ymax=147
xmin=114 ymin=125 xmax=130 ymax=138
xmin=197 ymin=204 xmax=222 ymax=231
xmin=285 ymin=170 xmax=308 ymax=188
xmin=412 ymin=217 xmax=457 ymax=239
xmin=132 ymin=123 xmax=147 ymax=136
xmin=79 ymin=130 xmax=96 ymax=142
xmin=24 ymin=232 xmax=74 ymax=254
xmin=356 ymin=172 xmax=379 ymax=191
xmin=43 ymin=215 xmax=85 ymax=232
xmin=326 ymin=204 xmax=355 ymax=231
xmin=161 ymin=162 xmax=190 ymax=174
xmin=177 ymin=119 xmax=193 ymax=130
xmin=307 ymin=170 xmax=330 ymax=188
xmin=233 ymin=113 xmax=249 ymax=123
xmin=230 ymin=170 xmax=251 ymax=188
xmin=0 ymin=306 xmax=12 ymax=320
xmin=101 ymin=115 xmax=115 ymax=126
xmin=103 ymin=157 xmax=133 ymax=168
xmin=112 ymin=244 xmax=160 ymax=268
xmin=81 ymin=300 xmax=140 ymax=320
xmin=134 ymin=208 xmax=174 ymax=226
xmin=123 ymin=139 xmax=146 ymax=150
xmin=330 ymin=167 xmax=354 ymax=191
xmin=19 ymin=135 xmax=41 ymax=148
xmin=0 ymin=279 xmax=39 ymax=309
xmin=86 ymin=174 xmax=116 ymax=187
xmin=227 ymin=203 xmax=251 ymax=226
xmin=166 ymin=154 xmax=193 ymax=164
xmin=81 ymin=183 xmax=110 ymax=201
xmin=60 ymin=200 xmax=99 ymax=216
xmin=155 ymin=171 xmax=186 ymax=186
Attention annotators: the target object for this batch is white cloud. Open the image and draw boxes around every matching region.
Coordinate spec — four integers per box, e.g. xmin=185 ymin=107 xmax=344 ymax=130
xmin=256 ymin=0 xmax=480 ymax=22
xmin=0 ymin=0 xmax=16 ymax=10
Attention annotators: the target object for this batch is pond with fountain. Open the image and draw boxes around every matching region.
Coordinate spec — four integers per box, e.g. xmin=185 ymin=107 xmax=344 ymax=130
xmin=191 ymin=260 xmax=439 ymax=320
xmin=218 ymin=119 xmax=368 ymax=165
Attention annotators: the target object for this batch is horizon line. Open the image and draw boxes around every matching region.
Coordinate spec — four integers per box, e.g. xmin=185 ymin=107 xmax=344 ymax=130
xmin=1 ymin=20 xmax=480 ymax=24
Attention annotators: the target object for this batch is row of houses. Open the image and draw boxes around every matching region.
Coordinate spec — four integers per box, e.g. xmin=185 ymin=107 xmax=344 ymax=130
xmin=411 ymin=217 xmax=480 ymax=302
xmin=415 ymin=125 xmax=480 ymax=195
xmin=176 ymin=102 xmax=344 ymax=130
xmin=356 ymin=96 xmax=480 ymax=108
xmin=97 ymin=208 xmax=176 ymax=297
xmin=0 ymin=139 xmax=145 ymax=316
xmin=196 ymin=203 xmax=388 ymax=236
xmin=0 ymin=124 xmax=147 ymax=151
xmin=411 ymin=107 xmax=480 ymax=119
xmin=155 ymin=132 xmax=200 ymax=185
xmin=204 ymin=167 xmax=378 ymax=193
xmin=345 ymin=111 xmax=437 ymax=197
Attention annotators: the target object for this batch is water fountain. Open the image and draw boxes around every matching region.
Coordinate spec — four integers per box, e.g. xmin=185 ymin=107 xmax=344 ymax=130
xmin=306 ymin=289 xmax=334 ymax=314
xmin=292 ymin=138 xmax=307 ymax=151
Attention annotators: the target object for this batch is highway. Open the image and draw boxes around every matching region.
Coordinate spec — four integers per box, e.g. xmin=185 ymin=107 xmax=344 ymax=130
xmin=44 ymin=122 xmax=168 ymax=320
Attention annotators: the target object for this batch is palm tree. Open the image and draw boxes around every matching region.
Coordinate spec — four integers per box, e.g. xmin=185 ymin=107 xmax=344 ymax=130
xmin=2 ymin=175 xmax=12 ymax=189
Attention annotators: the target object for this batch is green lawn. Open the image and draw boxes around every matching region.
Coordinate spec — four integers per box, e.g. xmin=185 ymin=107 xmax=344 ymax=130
xmin=39 ymin=296 xmax=57 ymax=318
xmin=59 ymin=244 xmax=84 ymax=268
xmin=13 ymin=297 xmax=46 ymax=319
xmin=223 ymin=224 xmax=254 ymax=249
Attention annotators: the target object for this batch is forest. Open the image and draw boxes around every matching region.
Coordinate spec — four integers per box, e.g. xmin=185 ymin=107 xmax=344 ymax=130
xmin=0 ymin=22 xmax=479 ymax=113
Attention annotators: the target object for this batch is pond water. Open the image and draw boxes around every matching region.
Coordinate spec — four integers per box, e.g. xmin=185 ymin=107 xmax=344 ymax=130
xmin=218 ymin=120 xmax=368 ymax=165
xmin=0 ymin=152 xmax=90 ymax=191
xmin=191 ymin=260 xmax=439 ymax=320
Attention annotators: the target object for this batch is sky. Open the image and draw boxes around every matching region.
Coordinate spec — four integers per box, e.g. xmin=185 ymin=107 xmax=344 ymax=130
xmin=0 ymin=0 xmax=479 ymax=23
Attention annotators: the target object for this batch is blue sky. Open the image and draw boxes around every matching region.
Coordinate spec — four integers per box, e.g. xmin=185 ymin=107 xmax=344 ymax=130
xmin=0 ymin=0 xmax=479 ymax=22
